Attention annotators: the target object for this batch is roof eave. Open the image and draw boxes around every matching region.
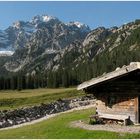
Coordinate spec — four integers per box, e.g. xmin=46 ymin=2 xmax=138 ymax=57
xmin=77 ymin=62 xmax=140 ymax=90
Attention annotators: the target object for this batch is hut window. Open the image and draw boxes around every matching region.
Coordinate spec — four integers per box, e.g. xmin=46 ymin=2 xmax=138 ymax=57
xmin=107 ymin=95 xmax=117 ymax=107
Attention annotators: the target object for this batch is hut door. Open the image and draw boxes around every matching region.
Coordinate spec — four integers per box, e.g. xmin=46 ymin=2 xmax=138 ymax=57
xmin=138 ymin=96 xmax=140 ymax=123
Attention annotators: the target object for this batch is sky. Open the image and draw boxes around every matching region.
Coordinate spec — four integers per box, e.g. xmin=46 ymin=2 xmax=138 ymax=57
xmin=0 ymin=1 xmax=140 ymax=30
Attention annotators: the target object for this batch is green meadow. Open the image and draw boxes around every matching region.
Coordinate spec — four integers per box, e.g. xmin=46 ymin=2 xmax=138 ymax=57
xmin=0 ymin=108 xmax=140 ymax=139
xmin=0 ymin=88 xmax=85 ymax=110
xmin=0 ymin=88 xmax=139 ymax=139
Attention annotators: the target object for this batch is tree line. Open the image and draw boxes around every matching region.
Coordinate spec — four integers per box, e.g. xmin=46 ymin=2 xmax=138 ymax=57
xmin=0 ymin=68 xmax=78 ymax=90
xmin=1 ymin=26 xmax=140 ymax=90
xmin=0 ymin=74 xmax=47 ymax=90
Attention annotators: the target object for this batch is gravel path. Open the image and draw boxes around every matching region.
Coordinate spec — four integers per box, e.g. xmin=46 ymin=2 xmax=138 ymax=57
xmin=0 ymin=104 xmax=95 ymax=131
xmin=70 ymin=121 xmax=140 ymax=134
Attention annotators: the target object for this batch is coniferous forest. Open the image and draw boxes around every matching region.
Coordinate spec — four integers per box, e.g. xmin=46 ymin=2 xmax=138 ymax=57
xmin=1 ymin=21 xmax=140 ymax=90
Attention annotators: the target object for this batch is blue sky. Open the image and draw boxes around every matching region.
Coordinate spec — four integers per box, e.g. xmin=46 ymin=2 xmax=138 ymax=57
xmin=0 ymin=1 xmax=140 ymax=30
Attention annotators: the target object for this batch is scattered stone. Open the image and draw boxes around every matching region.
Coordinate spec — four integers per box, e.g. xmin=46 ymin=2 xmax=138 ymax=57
xmin=0 ymin=96 xmax=95 ymax=128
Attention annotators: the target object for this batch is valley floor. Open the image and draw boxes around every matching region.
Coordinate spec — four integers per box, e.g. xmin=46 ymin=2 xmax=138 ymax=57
xmin=0 ymin=107 xmax=140 ymax=139
xmin=0 ymin=88 xmax=140 ymax=139
xmin=0 ymin=88 xmax=84 ymax=110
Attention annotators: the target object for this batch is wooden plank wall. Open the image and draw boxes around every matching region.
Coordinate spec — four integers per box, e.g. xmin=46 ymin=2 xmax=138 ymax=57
xmin=96 ymin=93 xmax=138 ymax=123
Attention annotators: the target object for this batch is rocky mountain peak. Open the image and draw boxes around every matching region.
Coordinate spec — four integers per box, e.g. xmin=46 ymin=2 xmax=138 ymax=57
xmin=30 ymin=15 xmax=59 ymax=26
xmin=1 ymin=18 xmax=140 ymax=80
xmin=66 ymin=21 xmax=90 ymax=32
xmin=12 ymin=21 xmax=25 ymax=29
xmin=1 ymin=14 xmax=91 ymax=72
xmin=82 ymin=27 xmax=110 ymax=47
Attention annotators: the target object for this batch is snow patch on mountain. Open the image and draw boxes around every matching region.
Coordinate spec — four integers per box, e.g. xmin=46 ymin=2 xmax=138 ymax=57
xmin=66 ymin=21 xmax=90 ymax=32
xmin=73 ymin=22 xmax=85 ymax=28
xmin=13 ymin=21 xmax=21 ymax=29
xmin=0 ymin=51 xmax=14 ymax=56
xmin=42 ymin=15 xmax=55 ymax=22
xmin=31 ymin=15 xmax=58 ymax=25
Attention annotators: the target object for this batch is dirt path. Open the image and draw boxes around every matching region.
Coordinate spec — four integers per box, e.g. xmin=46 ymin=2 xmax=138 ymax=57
xmin=70 ymin=120 xmax=140 ymax=134
xmin=0 ymin=104 xmax=95 ymax=131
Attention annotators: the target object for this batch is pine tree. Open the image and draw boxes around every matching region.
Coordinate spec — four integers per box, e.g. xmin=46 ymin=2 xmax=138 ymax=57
xmin=17 ymin=76 xmax=22 ymax=91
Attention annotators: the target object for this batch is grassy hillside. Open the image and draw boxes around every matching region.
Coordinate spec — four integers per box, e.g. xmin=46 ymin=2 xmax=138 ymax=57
xmin=0 ymin=108 xmax=139 ymax=139
xmin=0 ymin=88 xmax=85 ymax=110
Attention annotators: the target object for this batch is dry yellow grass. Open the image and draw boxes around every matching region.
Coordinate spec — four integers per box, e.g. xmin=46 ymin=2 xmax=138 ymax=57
xmin=0 ymin=88 xmax=76 ymax=99
xmin=0 ymin=87 xmax=84 ymax=110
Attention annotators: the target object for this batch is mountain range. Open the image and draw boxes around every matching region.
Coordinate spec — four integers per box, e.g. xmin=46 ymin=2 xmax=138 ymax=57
xmin=0 ymin=15 xmax=140 ymax=86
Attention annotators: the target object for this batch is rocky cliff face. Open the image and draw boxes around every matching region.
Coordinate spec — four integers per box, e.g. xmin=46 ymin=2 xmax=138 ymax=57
xmin=0 ymin=16 xmax=140 ymax=78
xmin=0 ymin=15 xmax=90 ymax=52
xmin=49 ymin=19 xmax=140 ymax=84
xmin=0 ymin=15 xmax=90 ymax=74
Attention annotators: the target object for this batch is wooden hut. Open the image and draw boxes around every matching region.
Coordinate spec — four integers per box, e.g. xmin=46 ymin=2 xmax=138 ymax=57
xmin=77 ymin=62 xmax=140 ymax=125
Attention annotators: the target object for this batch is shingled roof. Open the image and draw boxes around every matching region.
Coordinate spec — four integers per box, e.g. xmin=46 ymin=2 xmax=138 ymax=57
xmin=77 ymin=62 xmax=140 ymax=90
